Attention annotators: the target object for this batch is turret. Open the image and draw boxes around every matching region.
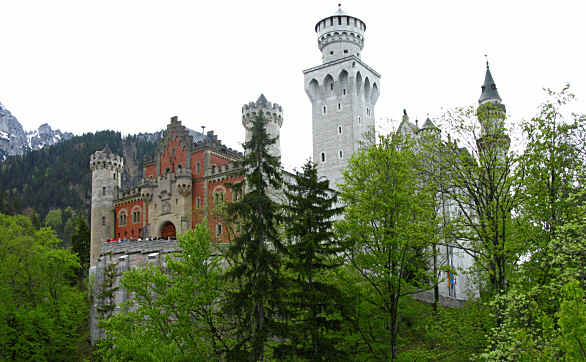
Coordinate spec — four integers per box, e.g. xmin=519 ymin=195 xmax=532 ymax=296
xmin=242 ymin=94 xmax=283 ymax=159
xmin=476 ymin=61 xmax=510 ymax=157
xmin=89 ymin=146 xmax=123 ymax=268
xmin=315 ymin=4 xmax=366 ymax=63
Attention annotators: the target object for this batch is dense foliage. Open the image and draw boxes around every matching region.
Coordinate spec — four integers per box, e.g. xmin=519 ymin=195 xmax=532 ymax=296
xmin=0 ymin=213 xmax=88 ymax=361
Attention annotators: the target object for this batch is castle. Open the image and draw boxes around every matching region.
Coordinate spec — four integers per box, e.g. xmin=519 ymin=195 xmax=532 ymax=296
xmin=89 ymin=5 xmax=508 ymax=340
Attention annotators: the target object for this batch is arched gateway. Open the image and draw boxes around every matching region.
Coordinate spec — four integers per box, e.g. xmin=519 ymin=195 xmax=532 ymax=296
xmin=160 ymin=221 xmax=176 ymax=239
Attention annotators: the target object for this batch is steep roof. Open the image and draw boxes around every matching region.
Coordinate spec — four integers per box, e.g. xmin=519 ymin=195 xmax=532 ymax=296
xmin=479 ymin=62 xmax=502 ymax=104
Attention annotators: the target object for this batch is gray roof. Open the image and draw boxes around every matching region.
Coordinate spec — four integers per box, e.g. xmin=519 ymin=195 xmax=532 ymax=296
xmin=257 ymin=94 xmax=268 ymax=105
xmin=479 ymin=63 xmax=502 ymax=104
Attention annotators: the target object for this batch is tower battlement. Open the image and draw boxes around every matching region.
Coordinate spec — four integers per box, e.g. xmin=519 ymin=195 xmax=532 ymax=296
xmin=242 ymin=94 xmax=283 ymax=128
xmin=315 ymin=4 xmax=366 ymax=63
xmin=90 ymin=147 xmax=124 ymax=172
xmin=242 ymin=94 xmax=283 ymax=159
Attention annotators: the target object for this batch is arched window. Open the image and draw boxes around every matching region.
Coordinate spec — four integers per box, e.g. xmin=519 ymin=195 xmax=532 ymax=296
xmin=119 ymin=210 xmax=128 ymax=226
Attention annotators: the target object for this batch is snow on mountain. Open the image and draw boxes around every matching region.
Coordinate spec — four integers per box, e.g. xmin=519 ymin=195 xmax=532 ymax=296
xmin=0 ymin=101 xmax=73 ymax=158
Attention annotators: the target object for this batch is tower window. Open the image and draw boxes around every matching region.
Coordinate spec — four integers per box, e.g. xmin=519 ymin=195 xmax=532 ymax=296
xmin=102 ymin=216 xmax=106 ymax=226
xmin=343 ymin=88 xmax=346 ymax=95
xmin=216 ymin=223 xmax=222 ymax=237
xmin=338 ymin=125 xmax=342 ymax=134
xmin=366 ymin=108 xmax=370 ymax=116
xmin=321 ymin=152 xmax=326 ymax=163
xmin=338 ymin=16 xmax=341 ymax=25
xmin=330 ymin=83 xmax=334 ymax=91
xmin=322 ymin=105 xmax=327 ymax=115
xmin=339 ymin=150 xmax=344 ymax=159
xmin=337 ymin=103 xmax=341 ymax=110
xmin=358 ymin=116 xmax=361 ymax=124
xmin=102 ymin=187 xmax=106 ymax=196
xmin=346 ymin=17 xmax=350 ymax=25
xmin=196 ymin=197 xmax=201 ymax=209
xmin=196 ymin=162 xmax=200 ymax=174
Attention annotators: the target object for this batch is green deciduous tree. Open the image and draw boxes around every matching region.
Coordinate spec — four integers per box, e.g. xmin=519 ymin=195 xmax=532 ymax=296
xmin=336 ymin=133 xmax=435 ymax=361
xmin=96 ymin=223 xmax=230 ymax=361
xmin=0 ymin=213 xmax=87 ymax=361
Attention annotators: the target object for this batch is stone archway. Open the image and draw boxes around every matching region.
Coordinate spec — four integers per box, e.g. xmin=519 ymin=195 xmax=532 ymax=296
xmin=160 ymin=221 xmax=176 ymax=239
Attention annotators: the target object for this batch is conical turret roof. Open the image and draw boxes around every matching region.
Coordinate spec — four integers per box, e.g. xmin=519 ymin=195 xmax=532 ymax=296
xmin=479 ymin=62 xmax=502 ymax=104
xmin=257 ymin=94 xmax=268 ymax=106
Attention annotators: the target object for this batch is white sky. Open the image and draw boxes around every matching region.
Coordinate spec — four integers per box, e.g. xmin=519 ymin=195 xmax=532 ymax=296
xmin=1 ymin=0 xmax=585 ymax=170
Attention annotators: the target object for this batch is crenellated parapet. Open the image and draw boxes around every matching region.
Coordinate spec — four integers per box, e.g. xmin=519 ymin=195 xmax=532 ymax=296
xmin=90 ymin=146 xmax=124 ymax=172
xmin=242 ymin=94 xmax=284 ymax=129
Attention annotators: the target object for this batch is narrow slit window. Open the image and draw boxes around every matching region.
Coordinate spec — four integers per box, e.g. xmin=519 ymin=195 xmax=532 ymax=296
xmin=343 ymin=88 xmax=346 ymax=95
xmin=323 ymin=105 xmax=327 ymax=115
xmin=321 ymin=152 xmax=326 ymax=163
xmin=338 ymin=126 xmax=342 ymax=134
xmin=337 ymin=103 xmax=341 ymax=110
xmin=339 ymin=150 xmax=343 ymax=159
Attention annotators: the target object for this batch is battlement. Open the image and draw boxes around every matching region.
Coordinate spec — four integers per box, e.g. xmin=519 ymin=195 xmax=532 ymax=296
xmin=314 ymin=5 xmax=366 ymax=63
xmin=242 ymin=94 xmax=284 ymax=129
xmin=90 ymin=147 xmax=124 ymax=171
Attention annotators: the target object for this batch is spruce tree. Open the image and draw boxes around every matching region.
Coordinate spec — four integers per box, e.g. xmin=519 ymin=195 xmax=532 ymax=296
xmin=224 ymin=113 xmax=284 ymax=360
xmin=276 ymin=160 xmax=347 ymax=360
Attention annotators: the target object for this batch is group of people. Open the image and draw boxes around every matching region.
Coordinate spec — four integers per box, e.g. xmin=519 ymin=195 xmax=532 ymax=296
xmin=103 ymin=236 xmax=173 ymax=243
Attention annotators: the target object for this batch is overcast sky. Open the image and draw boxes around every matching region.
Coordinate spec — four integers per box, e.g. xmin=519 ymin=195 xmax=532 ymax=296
xmin=1 ymin=0 xmax=584 ymax=170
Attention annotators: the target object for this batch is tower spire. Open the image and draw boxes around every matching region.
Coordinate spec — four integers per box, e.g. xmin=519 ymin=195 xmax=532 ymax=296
xmin=479 ymin=58 xmax=502 ymax=104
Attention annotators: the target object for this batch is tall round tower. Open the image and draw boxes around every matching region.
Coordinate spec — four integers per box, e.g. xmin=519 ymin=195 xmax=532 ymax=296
xmin=89 ymin=146 xmax=123 ymax=268
xmin=304 ymin=4 xmax=380 ymax=188
xmin=242 ymin=94 xmax=283 ymax=159
xmin=316 ymin=4 xmax=366 ymax=63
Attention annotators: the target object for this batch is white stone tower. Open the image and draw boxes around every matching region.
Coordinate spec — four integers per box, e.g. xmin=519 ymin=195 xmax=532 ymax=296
xmin=242 ymin=94 xmax=283 ymax=159
xmin=89 ymin=146 xmax=123 ymax=268
xmin=304 ymin=4 xmax=380 ymax=188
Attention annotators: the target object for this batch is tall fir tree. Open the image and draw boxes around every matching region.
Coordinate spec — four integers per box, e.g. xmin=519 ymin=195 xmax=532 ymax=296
xmin=224 ymin=113 xmax=285 ymax=360
xmin=275 ymin=160 xmax=347 ymax=360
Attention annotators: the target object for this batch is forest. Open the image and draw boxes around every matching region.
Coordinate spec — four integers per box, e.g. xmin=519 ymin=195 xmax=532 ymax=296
xmin=0 ymin=87 xmax=584 ymax=361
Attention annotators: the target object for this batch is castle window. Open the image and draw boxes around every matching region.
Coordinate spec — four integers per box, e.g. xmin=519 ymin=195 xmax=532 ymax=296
xmin=196 ymin=162 xmax=200 ymax=174
xmin=216 ymin=223 xmax=222 ymax=237
xmin=343 ymin=88 xmax=346 ymax=95
xmin=366 ymin=107 xmax=370 ymax=116
xmin=322 ymin=105 xmax=327 ymax=115
xmin=339 ymin=150 xmax=343 ymax=159
xmin=330 ymin=18 xmax=333 ymax=26
xmin=346 ymin=17 xmax=350 ymax=25
xmin=102 ymin=187 xmax=106 ymax=196
xmin=338 ymin=125 xmax=342 ymax=134
xmin=321 ymin=152 xmax=326 ymax=163
xmin=330 ymin=83 xmax=334 ymax=91
xmin=358 ymin=116 xmax=361 ymax=124
xmin=338 ymin=103 xmax=341 ymax=110
xmin=214 ymin=192 xmax=224 ymax=205
xmin=132 ymin=210 xmax=140 ymax=224
xmin=196 ymin=197 xmax=201 ymax=209
xmin=119 ymin=211 xmax=127 ymax=226
xmin=102 ymin=216 xmax=106 ymax=226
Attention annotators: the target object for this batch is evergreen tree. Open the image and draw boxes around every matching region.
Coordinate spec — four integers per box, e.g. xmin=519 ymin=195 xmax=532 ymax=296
xmin=71 ymin=213 xmax=91 ymax=279
xmin=224 ymin=113 xmax=285 ymax=360
xmin=275 ymin=160 xmax=346 ymax=360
